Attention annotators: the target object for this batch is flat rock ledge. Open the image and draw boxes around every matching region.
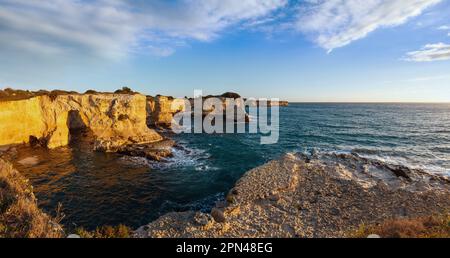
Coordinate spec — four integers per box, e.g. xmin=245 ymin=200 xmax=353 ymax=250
xmin=134 ymin=152 xmax=450 ymax=238
xmin=117 ymin=138 xmax=176 ymax=161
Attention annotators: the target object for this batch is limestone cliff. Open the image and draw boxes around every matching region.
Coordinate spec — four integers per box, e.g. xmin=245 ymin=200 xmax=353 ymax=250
xmin=0 ymin=93 xmax=162 ymax=151
xmin=147 ymin=96 xmax=186 ymax=128
xmin=245 ymin=99 xmax=289 ymax=107
xmin=145 ymin=93 xmax=289 ymax=129
xmin=198 ymin=96 xmax=250 ymax=123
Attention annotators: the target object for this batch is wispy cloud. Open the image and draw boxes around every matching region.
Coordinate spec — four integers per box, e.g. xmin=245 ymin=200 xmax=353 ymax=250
xmin=404 ymin=43 xmax=450 ymax=62
xmin=0 ymin=0 xmax=287 ymax=59
xmin=437 ymin=24 xmax=450 ymax=37
xmin=438 ymin=25 xmax=450 ymax=30
xmin=437 ymin=24 xmax=450 ymax=36
xmin=295 ymin=0 xmax=442 ymax=51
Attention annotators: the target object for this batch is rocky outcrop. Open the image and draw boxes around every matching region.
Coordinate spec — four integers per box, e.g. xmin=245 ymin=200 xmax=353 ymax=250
xmin=135 ymin=153 xmax=450 ymax=238
xmin=0 ymin=93 xmax=163 ymax=152
xmin=191 ymin=96 xmax=250 ymax=123
xmin=145 ymin=92 xmax=290 ymax=129
xmin=246 ymin=99 xmax=289 ymax=107
xmin=147 ymin=96 xmax=186 ymax=128
xmin=262 ymin=100 xmax=289 ymax=107
xmin=276 ymin=101 xmax=289 ymax=107
xmin=117 ymin=139 xmax=175 ymax=161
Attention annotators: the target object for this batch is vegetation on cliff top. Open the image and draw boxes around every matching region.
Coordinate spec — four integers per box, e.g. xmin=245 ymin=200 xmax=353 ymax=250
xmin=0 ymin=159 xmax=64 ymax=238
xmin=0 ymin=88 xmax=79 ymax=102
xmin=114 ymin=87 xmax=137 ymax=95
xmin=0 ymin=87 xmax=139 ymax=102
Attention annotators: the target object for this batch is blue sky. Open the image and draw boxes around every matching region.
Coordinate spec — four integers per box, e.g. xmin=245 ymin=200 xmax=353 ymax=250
xmin=1 ymin=0 xmax=450 ymax=102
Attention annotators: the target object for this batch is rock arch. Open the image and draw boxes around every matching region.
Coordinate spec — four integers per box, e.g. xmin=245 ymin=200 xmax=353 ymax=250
xmin=67 ymin=110 xmax=87 ymax=133
xmin=0 ymin=94 xmax=163 ymax=150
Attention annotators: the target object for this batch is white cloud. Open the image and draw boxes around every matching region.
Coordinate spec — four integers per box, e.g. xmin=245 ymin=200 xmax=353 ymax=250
xmin=0 ymin=0 xmax=287 ymax=58
xmin=404 ymin=43 xmax=450 ymax=62
xmin=296 ymin=0 xmax=442 ymax=51
xmin=144 ymin=0 xmax=288 ymax=41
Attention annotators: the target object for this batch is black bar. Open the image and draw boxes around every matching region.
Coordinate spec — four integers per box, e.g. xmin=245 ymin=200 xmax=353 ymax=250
xmin=1 ymin=238 xmax=446 ymax=257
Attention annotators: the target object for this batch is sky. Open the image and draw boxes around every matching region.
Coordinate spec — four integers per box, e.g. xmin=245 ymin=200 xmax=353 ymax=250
xmin=0 ymin=0 xmax=450 ymax=102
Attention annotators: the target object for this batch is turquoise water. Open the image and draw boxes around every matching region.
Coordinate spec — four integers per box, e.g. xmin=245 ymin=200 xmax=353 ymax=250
xmin=13 ymin=103 xmax=450 ymax=229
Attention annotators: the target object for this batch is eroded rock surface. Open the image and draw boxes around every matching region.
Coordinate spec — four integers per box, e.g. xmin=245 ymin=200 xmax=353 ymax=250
xmin=117 ymin=139 xmax=176 ymax=161
xmin=135 ymin=153 xmax=450 ymax=238
xmin=146 ymin=93 xmax=259 ymax=129
xmin=0 ymin=93 xmax=163 ymax=152
xmin=147 ymin=96 xmax=186 ymax=128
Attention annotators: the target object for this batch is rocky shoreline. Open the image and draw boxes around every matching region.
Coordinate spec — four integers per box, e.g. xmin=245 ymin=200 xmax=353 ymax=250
xmin=1 ymin=151 xmax=449 ymax=238
xmin=134 ymin=152 xmax=450 ymax=238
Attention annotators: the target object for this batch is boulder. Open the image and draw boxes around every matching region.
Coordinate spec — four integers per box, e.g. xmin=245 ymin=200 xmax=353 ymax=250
xmin=211 ymin=208 xmax=226 ymax=223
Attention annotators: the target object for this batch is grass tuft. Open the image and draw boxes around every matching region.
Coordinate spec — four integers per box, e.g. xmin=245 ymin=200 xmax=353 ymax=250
xmin=74 ymin=224 xmax=132 ymax=238
xmin=0 ymin=159 xmax=64 ymax=238
xmin=349 ymin=214 xmax=450 ymax=238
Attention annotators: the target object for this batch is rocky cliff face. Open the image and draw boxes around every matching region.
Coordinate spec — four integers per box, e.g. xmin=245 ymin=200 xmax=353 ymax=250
xmin=0 ymin=93 xmax=163 ymax=152
xmin=147 ymin=96 xmax=186 ymax=128
xmin=191 ymin=96 xmax=250 ymax=123
xmin=249 ymin=100 xmax=289 ymax=107
xmin=145 ymin=94 xmax=289 ymax=129
xmin=135 ymin=153 xmax=450 ymax=238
